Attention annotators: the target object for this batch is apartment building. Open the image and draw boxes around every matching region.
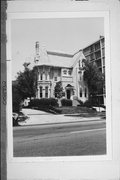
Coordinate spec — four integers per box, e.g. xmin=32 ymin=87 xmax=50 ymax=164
xmin=83 ymin=36 xmax=105 ymax=105
xmin=83 ymin=36 xmax=105 ymax=74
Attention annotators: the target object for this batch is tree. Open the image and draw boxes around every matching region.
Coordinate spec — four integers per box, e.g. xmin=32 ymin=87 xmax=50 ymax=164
xmin=54 ymin=81 xmax=64 ymax=98
xmin=12 ymin=82 xmax=22 ymax=113
xmin=16 ymin=63 xmax=37 ymax=100
xmin=83 ymin=60 xmax=105 ymax=103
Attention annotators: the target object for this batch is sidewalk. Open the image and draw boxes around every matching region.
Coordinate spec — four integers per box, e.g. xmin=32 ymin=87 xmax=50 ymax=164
xmin=19 ymin=108 xmax=104 ymax=126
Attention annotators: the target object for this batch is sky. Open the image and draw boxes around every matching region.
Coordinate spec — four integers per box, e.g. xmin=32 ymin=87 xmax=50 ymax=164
xmin=11 ymin=17 xmax=104 ymax=80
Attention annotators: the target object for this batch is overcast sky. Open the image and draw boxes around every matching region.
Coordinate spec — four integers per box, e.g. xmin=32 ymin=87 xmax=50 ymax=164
xmin=11 ymin=17 xmax=104 ymax=80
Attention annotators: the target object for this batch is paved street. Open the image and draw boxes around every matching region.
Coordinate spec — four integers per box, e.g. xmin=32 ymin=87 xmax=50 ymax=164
xmin=13 ymin=119 xmax=106 ymax=157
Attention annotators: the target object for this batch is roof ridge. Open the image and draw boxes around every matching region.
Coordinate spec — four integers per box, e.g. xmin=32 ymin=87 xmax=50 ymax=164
xmin=47 ymin=51 xmax=73 ymax=58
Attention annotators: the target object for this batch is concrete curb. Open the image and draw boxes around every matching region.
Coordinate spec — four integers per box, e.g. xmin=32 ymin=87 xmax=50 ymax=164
xmin=19 ymin=118 xmax=105 ymax=127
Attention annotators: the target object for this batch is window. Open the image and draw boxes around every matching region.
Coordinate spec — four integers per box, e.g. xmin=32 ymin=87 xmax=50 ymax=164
xmin=80 ymin=88 xmax=82 ymax=97
xmin=95 ymin=51 xmax=101 ymax=59
xmin=103 ymin=67 xmax=105 ymax=74
xmin=85 ymin=87 xmax=87 ymax=97
xmin=79 ymin=71 xmax=82 ymax=81
xmin=45 ymin=74 xmax=47 ymax=80
xmin=102 ymin=48 xmax=105 ymax=57
xmin=90 ymin=53 xmax=95 ymax=60
xmin=103 ymin=57 xmax=105 ymax=66
xmin=40 ymin=74 xmax=43 ymax=80
xmin=99 ymin=67 xmax=102 ymax=72
xmin=95 ymin=43 xmax=100 ymax=51
xmin=90 ymin=45 xmax=94 ymax=52
xmin=40 ymin=86 xmax=43 ymax=98
xmin=45 ymin=86 xmax=48 ymax=98
xmin=54 ymin=77 xmax=57 ymax=81
xmin=68 ymin=70 xmax=71 ymax=75
xmin=96 ymin=59 xmax=102 ymax=67
xmin=55 ymin=92 xmax=57 ymax=98
xmin=101 ymin=38 xmax=104 ymax=47
xmin=63 ymin=70 xmax=67 ymax=75
xmin=86 ymin=55 xmax=91 ymax=61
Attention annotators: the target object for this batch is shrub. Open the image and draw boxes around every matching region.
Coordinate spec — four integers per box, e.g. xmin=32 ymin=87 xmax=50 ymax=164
xmin=83 ymin=100 xmax=92 ymax=108
xmin=29 ymin=99 xmax=40 ymax=108
xmin=29 ymin=98 xmax=58 ymax=108
xmin=61 ymin=98 xmax=72 ymax=106
xmin=49 ymin=106 xmax=62 ymax=114
xmin=83 ymin=99 xmax=105 ymax=108
xmin=48 ymin=98 xmax=58 ymax=107
xmin=100 ymin=104 xmax=106 ymax=109
xmin=12 ymin=84 xmax=22 ymax=113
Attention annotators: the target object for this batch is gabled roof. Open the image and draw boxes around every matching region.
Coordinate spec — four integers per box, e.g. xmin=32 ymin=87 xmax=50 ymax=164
xmin=66 ymin=84 xmax=74 ymax=87
xmin=34 ymin=48 xmax=86 ymax=68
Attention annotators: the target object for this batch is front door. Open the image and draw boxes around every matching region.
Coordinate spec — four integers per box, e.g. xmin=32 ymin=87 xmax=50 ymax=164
xmin=66 ymin=89 xmax=70 ymax=99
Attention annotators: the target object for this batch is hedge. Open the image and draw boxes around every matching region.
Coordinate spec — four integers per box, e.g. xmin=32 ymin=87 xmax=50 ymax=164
xmin=83 ymin=100 xmax=92 ymax=108
xmin=29 ymin=98 xmax=58 ymax=108
xmin=61 ymin=98 xmax=72 ymax=106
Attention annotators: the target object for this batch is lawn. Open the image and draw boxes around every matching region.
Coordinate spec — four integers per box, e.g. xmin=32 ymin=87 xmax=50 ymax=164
xmin=56 ymin=106 xmax=105 ymax=118
xmin=57 ymin=106 xmax=95 ymax=114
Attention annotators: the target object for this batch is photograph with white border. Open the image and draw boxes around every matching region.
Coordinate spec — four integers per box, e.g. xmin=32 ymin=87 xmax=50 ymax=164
xmin=6 ymin=1 xmax=120 ymax=180
xmin=6 ymin=11 xmax=112 ymax=162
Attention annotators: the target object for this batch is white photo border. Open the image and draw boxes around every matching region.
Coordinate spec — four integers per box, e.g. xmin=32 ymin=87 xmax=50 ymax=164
xmin=6 ymin=11 xmax=112 ymax=163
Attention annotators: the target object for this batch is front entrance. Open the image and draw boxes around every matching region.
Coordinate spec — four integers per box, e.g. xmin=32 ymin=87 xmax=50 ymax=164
xmin=66 ymin=89 xmax=71 ymax=99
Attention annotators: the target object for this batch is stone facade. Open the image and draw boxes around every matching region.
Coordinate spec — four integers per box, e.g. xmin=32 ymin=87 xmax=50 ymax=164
xmin=34 ymin=42 xmax=88 ymax=102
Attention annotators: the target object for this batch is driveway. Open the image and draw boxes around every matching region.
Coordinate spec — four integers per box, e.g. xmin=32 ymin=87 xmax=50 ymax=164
xmin=19 ymin=108 xmax=103 ymax=126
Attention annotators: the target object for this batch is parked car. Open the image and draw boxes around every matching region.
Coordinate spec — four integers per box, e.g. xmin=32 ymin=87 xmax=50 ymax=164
xmin=12 ymin=112 xmax=29 ymax=126
xmin=17 ymin=112 xmax=29 ymax=122
xmin=92 ymin=106 xmax=106 ymax=112
xmin=12 ymin=113 xmax=19 ymax=126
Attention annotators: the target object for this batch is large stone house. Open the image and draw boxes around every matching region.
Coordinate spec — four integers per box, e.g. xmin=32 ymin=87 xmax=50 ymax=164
xmin=33 ymin=42 xmax=88 ymax=102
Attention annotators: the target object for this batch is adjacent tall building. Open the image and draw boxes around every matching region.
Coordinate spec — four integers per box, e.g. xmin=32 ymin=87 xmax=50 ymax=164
xmin=83 ymin=36 xmax=105 ymax=105
xmin=83 ymin=36 xmax=105 ymax=74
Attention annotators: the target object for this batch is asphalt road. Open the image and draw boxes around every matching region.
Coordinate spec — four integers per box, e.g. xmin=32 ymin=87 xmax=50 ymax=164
xmin=13 ymin=120 xmax=106 ymax=157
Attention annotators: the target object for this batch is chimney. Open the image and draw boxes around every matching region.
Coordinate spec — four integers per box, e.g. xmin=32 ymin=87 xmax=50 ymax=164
xmin=35 ymin=41 xmax=39 ymax=56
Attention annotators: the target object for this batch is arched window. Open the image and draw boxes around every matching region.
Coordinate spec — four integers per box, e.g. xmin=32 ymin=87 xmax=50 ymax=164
xmin=79 ymin=71 xmax=82 ymax=81
xmin=63 ymin=69 xmax=67 ymax=75
xmin=68 ymin=70 xmax=71 ymax=75
xmin=85 ymin=87 xmax=87 ymax=97
xmin=80 ymin=88 xmax=82 ymax=97
xmin=54 ymin=77 xmax=57 ymax=81
xmin=45 ymin=86 xmax=48 ymax=98
xmin=45 ymin=74 xmax=47 ymax=80
xmin=40 ymin=86 xmax=43 ymax=98
xmin=40 ymin=74 xmax=43 ymax=80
